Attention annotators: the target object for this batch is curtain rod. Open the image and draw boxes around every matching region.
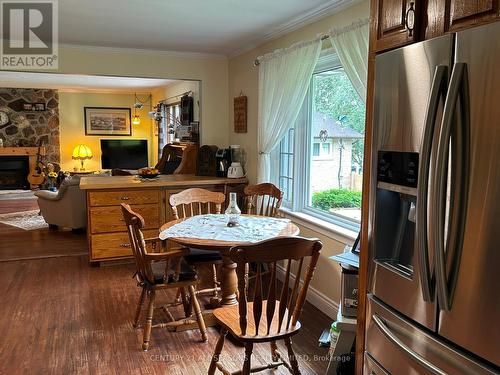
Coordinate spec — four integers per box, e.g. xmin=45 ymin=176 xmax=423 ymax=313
xmin=253 ymin=34 xmax=330 ymax=67
xmin=158 ymin=90 xmax=193 ymax=103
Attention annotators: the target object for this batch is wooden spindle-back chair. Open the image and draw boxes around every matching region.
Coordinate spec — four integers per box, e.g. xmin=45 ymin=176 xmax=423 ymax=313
xmin=121 ymin=203 xmax=207 ymax=351
xmin=209 ymin=236 xmax=323 ymax=375
xmin=170 ymin=188 xmax=225 ymax=219
xmin=169 ymin=188 xmax=226 ymax=299
xmin=244 ymin=183 xmax=284 ymax=279
xmin=244 ymin=183 xmax=283 ymax=217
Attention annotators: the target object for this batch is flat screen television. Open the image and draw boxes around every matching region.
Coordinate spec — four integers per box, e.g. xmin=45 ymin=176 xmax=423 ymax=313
xmin=100 ymin=139 xmax=148 ymax=170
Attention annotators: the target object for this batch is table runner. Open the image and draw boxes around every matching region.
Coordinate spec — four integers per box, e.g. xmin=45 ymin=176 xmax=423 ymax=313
xmin=159 ymin=214 xmax=291 ymax=243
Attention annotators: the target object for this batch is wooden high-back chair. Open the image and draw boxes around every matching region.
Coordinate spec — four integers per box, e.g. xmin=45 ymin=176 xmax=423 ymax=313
xmin=155 ymin=143 xmax=198 ymax=175
xmin=244 ymin=183 xmax=283 ymax=217
xmin=209 ymin=236 xmax=323 ymax=375
xmin=170 ymin=188 xmax=225 ymax=219
xmin=169 ymin=188 xmax=226 ymax=299
xmin=121 ymin=203 xmax=207 ymax=351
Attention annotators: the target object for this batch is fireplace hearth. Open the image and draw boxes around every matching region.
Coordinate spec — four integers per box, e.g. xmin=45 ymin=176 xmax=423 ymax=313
xmin=0 ymin=156 xmax=30 ymax=190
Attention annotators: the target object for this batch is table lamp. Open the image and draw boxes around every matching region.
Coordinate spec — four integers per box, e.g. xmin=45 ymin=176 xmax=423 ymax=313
xmin=72 ymin=144 xmax=93 ymax=171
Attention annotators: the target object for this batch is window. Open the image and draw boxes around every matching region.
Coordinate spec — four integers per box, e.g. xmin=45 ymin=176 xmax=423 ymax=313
xmin=312 ymin=140 xmax=333 ymax=159
xmin=158 ymin=102 xmax=181 ymax=158
xmin=312 ymin=142 xmax=320 ymax=157
xmin=275 ymin=53 xmax=365 ymax=230
xmin=278 ymin=127 xmax=295 ymax=205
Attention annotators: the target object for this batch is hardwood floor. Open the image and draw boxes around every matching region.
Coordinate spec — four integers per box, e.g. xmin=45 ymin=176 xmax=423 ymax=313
xmin=0 ymin=197 xmax=39 ymax=214
xmin=0 ymin=198 xmax=333 ymax=374
xmin=0 ymin=256 xmax=332 ymax=374
xmin=0 ymin=198 xmax=88 ymax=262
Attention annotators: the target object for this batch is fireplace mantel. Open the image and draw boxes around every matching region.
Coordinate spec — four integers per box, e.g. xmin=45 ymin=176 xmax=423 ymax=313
xmin=0 ymin=147 xmax=46 ymax=156
xmin=0 ymin=147 xmax=46 ymax=173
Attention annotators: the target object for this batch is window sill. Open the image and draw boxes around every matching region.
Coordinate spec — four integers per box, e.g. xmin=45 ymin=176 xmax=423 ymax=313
xmin=279 ymin=207 xmax=358 ymax=245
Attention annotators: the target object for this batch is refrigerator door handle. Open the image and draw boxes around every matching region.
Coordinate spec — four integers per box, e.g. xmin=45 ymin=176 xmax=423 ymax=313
xmin=432 ymin=63 xmax=470 ymax=312
xmin=372 ymin=314 xmax=448 ymax=375
xmin=416 ymin=65 xmax=447 ymax=302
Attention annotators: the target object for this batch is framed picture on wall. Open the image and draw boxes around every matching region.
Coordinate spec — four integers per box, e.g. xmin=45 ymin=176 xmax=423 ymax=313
xmin=84 ymin=107 xmax=132 ymax=136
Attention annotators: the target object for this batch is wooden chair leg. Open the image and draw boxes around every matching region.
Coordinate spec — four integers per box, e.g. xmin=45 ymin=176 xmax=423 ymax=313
xmin=133 ymin=288 xmax=146 ymax=328
xmin=142 ymin=289 xmax=156 ymax=351
xmin=243 ymin=342 xmax=253 ymax=375
xmin=212 ymin=264 xmax=219 ymax=298
xmin=188 ymin=285 xmax=207 ymax=342
xmin=284 ymin=337 xmax=301 ymax=375
xmin=208 ymin=327 xmax=228 ymax=375
xmin=270 ymin=340 xmax=279 ymax=362
xmin=174 ymin=288 xmax=181 ymax=303
xmin=180 ymin=287 xmax=192 ymax=318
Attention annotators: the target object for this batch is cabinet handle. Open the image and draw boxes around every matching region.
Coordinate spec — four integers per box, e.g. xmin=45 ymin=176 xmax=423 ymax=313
xmin=120 ymin=243 xmax=131 ymax=248
xmin=120 ymin=196 xmax=130 ymax=201
xmin=405 ymin=2 xmax=415 ymax=37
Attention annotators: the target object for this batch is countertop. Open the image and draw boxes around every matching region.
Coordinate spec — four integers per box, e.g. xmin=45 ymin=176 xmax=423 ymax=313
xmin=79 ymin=174 xmax=248 ymax=190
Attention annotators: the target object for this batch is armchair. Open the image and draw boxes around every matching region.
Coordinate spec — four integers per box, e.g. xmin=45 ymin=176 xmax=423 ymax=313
xmin=34 ymin=175 xmax=87 ymax=230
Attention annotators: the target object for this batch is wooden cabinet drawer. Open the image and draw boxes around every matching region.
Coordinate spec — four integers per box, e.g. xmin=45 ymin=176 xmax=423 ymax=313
xmin=91 ymin=230 xmax=157 ymax=260
xmin=90 ymin=204 xmax=159 ymax=234
xmin=88 ymin=190 xmax=159 ymax=207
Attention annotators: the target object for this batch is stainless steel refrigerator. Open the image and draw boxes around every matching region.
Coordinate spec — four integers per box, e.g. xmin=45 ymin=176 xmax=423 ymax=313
xmin=365 ymin=20 xmax=500 ymax=374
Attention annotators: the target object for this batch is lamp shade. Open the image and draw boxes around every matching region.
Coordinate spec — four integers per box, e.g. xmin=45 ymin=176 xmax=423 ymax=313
xmin=72 ymin=144 xmax=93 ymax=160
xmin=132 ymin=114 xmax=141 ymax=125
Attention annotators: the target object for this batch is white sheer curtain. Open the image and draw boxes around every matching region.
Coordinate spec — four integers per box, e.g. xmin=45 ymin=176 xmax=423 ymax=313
xmin=257 ymin=39 xmax=321 ymax=183
xmin=329 ymin=19 xmax=369 ymax=101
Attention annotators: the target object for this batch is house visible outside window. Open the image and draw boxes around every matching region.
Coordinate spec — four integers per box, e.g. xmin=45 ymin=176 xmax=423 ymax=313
xmin=274 ymin=52 xmax=366 ymax=230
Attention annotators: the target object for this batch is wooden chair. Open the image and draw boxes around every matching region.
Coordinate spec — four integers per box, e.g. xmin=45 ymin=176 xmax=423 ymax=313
xmin=121 ymin=203 xmax=207 ymax=351
xmin=155 ymin=143 xmax=198 ymax=175
xmin=244 ymin=183 xmax=283 ymax=217
xmin=244 ymin=183 xmax=284 ymax=278
xmin=169 ymin=188 xmax=226 ymax=299
xmin=209 ymin=236 xmax=323 ymax=375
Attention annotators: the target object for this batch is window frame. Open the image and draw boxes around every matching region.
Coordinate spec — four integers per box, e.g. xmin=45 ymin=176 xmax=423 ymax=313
xmin=275 ymin=51 xmax=363 ymax=232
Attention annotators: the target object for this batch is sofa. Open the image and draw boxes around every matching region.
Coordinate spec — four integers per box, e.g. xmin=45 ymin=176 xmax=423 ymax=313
xmin=35 ymin=175 xmax=87 ymax=230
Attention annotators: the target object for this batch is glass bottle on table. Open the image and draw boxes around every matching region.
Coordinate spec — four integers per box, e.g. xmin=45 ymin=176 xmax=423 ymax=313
xmin=225 ymin=192 xmax=241 ymax=227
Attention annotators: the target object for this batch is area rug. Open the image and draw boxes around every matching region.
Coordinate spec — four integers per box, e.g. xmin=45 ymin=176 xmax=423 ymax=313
xmin=0 ymin=190 xmax=36 ymax=200
xmin=0 ymin=209 xmax=48 ymax=230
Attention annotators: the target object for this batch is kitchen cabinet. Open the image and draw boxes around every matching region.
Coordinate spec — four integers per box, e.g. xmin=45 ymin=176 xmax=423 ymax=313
xmin=80 ymin=175 xmax=247 ymax=263
xmin=444 ymin=0 xmax=500 ymax=31
xmin=371 ymin=0 xmax=419 ymax=52
xmin=372 ymin=0 xmax=499 ymax=52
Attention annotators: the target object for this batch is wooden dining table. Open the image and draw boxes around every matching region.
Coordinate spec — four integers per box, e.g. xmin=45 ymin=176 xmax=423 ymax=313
xmin=159 ymin=214 xmax=300 ymax=308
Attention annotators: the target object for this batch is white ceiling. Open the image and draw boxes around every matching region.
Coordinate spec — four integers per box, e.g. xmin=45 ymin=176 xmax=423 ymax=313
xmin=59 ymin=0 xmax=357 ymax=56
xmin=0 ymin=71 xmax=178 ymax=93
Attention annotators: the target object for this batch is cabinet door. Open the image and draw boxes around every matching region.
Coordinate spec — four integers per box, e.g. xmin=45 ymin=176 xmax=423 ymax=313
xmin=372 ymin=0 xmax=419 ymax=52
xmin=445 ymin=0 xmax=500 ymax=32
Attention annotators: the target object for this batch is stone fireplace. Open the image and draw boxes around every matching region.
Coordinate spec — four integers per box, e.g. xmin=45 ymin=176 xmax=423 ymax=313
xmin=0 ymin=88 xmax=60 ymax=164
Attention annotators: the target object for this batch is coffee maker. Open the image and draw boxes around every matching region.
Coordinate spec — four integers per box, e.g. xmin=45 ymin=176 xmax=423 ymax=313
xmin=215 ymin=148 xmax=232 ymax=177
xmin=227 ymin=145 xmax=245 ymax=178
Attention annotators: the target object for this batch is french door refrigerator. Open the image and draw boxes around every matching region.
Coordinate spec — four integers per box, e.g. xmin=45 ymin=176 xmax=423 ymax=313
xmin=365 ymin=20 xmax=500 ymax=374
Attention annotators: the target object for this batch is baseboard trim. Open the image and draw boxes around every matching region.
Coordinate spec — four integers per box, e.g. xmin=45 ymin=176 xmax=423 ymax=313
xmin=276 ymin=264 xmax=338 ymax=320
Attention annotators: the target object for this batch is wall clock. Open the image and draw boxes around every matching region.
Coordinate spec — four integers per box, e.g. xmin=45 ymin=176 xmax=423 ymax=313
xmin=0 ymin=111 xmax=9 ymax=126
